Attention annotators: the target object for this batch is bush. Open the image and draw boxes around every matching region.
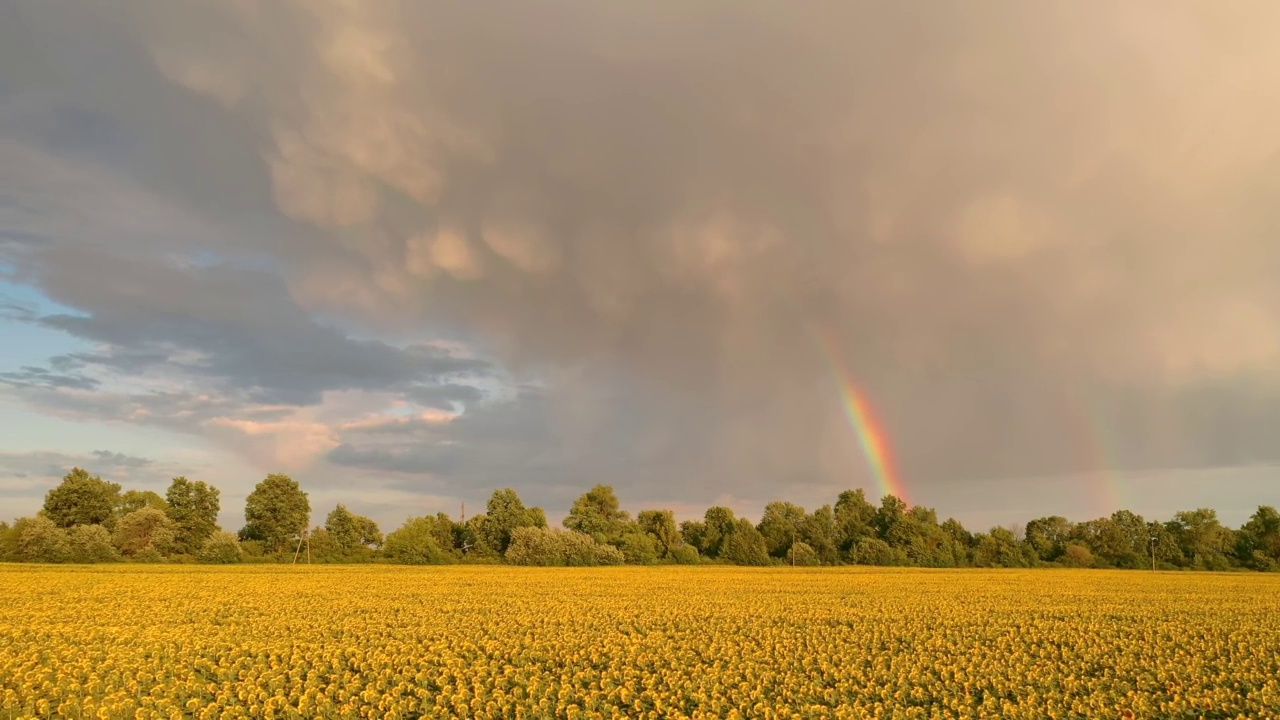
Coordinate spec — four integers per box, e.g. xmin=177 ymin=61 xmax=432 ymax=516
xmin=1061 ymin=544 xmax=1095 ymax=568
xmin=382 ymin=519 xmax=454 ymax=565
xmin=561 ymin=530 xmax=624 ymax=567
xmin=133 ymin=546 xmax=166 ymax=564
xmin=198 ymin=531 xmax=244 ymax=564
xmin=618 ymin=530 xmax=661 ymax=565
xmin=114 ymin=507 xmax=177 ymax=557
xmin=851 ymin=537 xmax=908 ymax=566
xmin=16 ymin=516 xmax=71 ymax=563
xmin=787 ymin=541 xmax=820 ymax=567
xmin=505 ymin=527 xmax=623 ymax=566
xmin=66 ymin=524 xmax=121 ymax=563
xmin=239 ymin=540 xmax=267 ymax=558
xmin=670 ymin=544 xmax=700 ymax=565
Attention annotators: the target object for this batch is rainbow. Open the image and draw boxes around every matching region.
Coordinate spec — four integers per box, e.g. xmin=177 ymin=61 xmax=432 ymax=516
xmin=813 ymin=328 xmax=909 ymax=505
xmin=1063 ymin=388 xmax=1124 ymax=517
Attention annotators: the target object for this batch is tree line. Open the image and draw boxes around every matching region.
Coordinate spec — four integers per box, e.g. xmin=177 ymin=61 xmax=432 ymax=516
xmin=2 ymin=467 xmax=1277 ymax=570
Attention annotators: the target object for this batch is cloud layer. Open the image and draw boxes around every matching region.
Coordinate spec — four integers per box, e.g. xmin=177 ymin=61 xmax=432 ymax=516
xmin=4 ymin=1 xmax=1280 ymax=520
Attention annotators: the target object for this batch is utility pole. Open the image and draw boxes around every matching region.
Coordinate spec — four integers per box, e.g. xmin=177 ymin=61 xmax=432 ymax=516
xmin=293 ymin=529 xmax=311 ymax=565
xmin=1150 ymin=535 xmax=1157 ymax=572
xmin=461 ymin=501 xmax=466 ymax=525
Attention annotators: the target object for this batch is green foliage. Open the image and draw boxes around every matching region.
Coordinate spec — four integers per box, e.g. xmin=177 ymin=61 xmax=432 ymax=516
xmin=165 ymin=477 xmax=221 ymax=555
xmin=325 ymin=505 xmax=384 ymax=556
xmin=1025 ymin=516 xmax=1072 ymax=562
xmin=241 ymin=474 xmax=310 ymax=553
xmin=787 ymin=541 xmax=820 ymax=566
xmin=972 ymin=527 xmax=1031 ymax=568
xmin=117 ymin=490 xmax=168 ymax=517
xmin=7 ymin=475 xmax=1278 ymax=572
xmin=699 ymin=507 xmax=738 ymax=559
xmin=801 ymin=505 xmax=840 ymax=564
xmin=679 ymin=520 xmax=707 ymax=555
xmin=0 ymin=521 xmax=16 ymax=562
xmin=1061 ymin=543 xmax=1095 ymax=568
xmin=66 ymin=524 xmax=120 ymax=563
xmin=15 ymin=516 xmax=71 ymax=563
xmin=670 ymin=544 xmax=701 ymax=565
xmin=479 ymin=489 xmax=546 ymax=554
xmin=563 ymin=485 xmax=630 ymax=544
xmin=851 ymin=537 xmax=908 ymax=566
xmin=617 ymin=529 xmax=661 ymax=565
xmin=42 ymin=468 xmax=122 ymax=529
xmin=1169 ymin=508 xmax=1232 ymax=570
xmin=637 ymin=509 xmax=683 ymax=558
xmin=198 ymin=532 xmax=244 ymax=564
xmin=133 ymin=546 xmax=166 ymax=564
xmin=1237 ymin=506 xmax=1280 ymax=570
xmin=114 ymin=507 xmax=177 ymax=557
xmin=505 ymin=527 xmax=624 ymax=566
xmin=720 ymin=519 xmax=770 ymax=566
xmin=383 ymin=518 xmax=456 ymax=565
xmin=757 ymin=501 xmax=806 ymax=558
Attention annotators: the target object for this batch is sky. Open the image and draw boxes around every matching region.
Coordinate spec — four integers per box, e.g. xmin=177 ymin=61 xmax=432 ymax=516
xmin=2 ymin=1 xmax=1279 ymax=533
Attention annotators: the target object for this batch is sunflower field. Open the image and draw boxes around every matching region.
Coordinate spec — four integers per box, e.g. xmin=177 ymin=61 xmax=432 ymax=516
xmin=1 ymin=565 xmax=1277 ymax=719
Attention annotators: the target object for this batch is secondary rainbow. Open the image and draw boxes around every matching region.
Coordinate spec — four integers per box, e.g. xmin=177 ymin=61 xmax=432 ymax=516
xmin=813 ymin=328 xmax=910 ymax=505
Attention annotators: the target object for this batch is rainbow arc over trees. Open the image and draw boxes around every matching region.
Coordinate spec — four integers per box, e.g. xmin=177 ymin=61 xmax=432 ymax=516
xmin=814 ymin=328 xmax=909 ymax=504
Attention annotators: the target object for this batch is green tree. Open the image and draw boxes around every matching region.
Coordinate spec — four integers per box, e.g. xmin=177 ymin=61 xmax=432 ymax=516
xmin=563 ymin=484 xmax=630 ymax=544
xmin=461 ymin=514 xmax=495 ymax=556
xmin=117 ymin=490 xmax=168 ymax=517
xmin=679 ymin=520 xmax=707 ymax=554
xmin=834 ymin=489 xmax=878 ymax=555
xmin=479 ymin=489 xmax=546 ymax=554
xmin=637 ymin=509 xmax=683 ymax=558
xmin=0 ymin=521 xmax=16 ymax=562
xmin=699 ymin=506 xmax=738 ymax=559
xmin=1237 ymin=505 xmax=1280 ymax=570
xmin=757 ymin=501 xmax=806 ymax=558
xmin=721 ymin=518 xmax=770 ymax=566
xmin=324 ymin=505 xmax=384 ymax=555
xmin=1169 ymin=508 xmax=1233 ymax=570
xmin=241 ymin=473 xmax=310 ymax=554
xmin=198 ymin=531 xmax=244 ymax=564
xmin=972 ymin=527 xmax=1031 ymax=568
xmin=43 ymin=468 xmax=121 ymax=528
xmin=113 ymin=507 xmax=178 ymax=557
xmin=874 ymin=494 xmax=907 ymax=539
xmin=382 ymin=517 xmax=455 ymax=565
xmin=616 ymin=528 xmax=661 ymax=564
xmin=1024 ymin=516 xmax=1073 ymax=562
xmin=165 ymin=477 xmax=221 ymax=555
xmin=801 ymin=505 xmax=840 ymax=564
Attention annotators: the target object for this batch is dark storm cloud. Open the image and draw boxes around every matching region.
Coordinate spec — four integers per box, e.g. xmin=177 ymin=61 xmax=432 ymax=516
xmin=5 ymin=1 xmax=1280 ymax=509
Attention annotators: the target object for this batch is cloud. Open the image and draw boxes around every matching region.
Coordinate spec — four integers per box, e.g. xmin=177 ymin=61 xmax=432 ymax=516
xmin=4 ymin=1 xmax=1280 ymax=515
xmin=0 ymin=449 xmax=176 ymax=504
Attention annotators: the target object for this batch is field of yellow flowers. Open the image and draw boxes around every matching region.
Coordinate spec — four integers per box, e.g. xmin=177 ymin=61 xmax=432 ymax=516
xmin=1 ymin=565 xmax=1278 ymax=719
